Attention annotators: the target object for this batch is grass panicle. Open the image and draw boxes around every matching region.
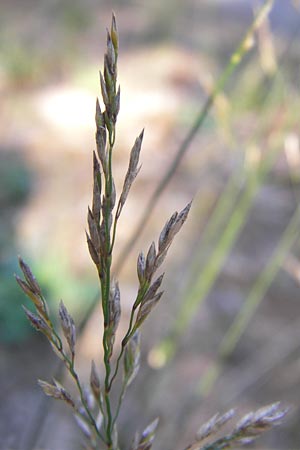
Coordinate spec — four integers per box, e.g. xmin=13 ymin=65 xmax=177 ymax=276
xmin=16 ymin=11 xmax=288 ymax=450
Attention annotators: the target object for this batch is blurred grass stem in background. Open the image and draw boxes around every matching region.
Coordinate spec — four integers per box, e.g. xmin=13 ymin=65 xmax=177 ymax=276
xmin=198 ymin=202 xmax=300 ymax=397
xmin=113 ymin=0 xmax=274 ymax=276
xmin=148 ymin=0 xmax=300 ymax=369
xmin=150 ymin=105 xmax=290 ymax=367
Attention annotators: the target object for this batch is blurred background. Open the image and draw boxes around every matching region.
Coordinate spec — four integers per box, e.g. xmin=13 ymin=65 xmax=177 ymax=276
xmin=1 ymin=0 xmax=300 ymax=448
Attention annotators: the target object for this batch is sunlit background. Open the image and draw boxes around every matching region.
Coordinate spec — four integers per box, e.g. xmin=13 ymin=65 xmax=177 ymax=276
xmin=1 ymin=0 xmax=300 ymax=448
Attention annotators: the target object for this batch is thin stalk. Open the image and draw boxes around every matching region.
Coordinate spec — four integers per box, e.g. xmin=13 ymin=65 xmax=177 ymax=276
xmin=51 ymin=339 xmax=106 ymax=444
xmin=103 ymin=333 xmax=113 ymax=446
xmin=151 ymin=94 xmax=296 ymax=365
xmin=110 ymin=214 xmax=118 ymax=254
xmin=71 ymin=367 xmax=106 ymax=444
xmin=152 ymin=145 xmax=281 ymax=364
xmin=114 ymin=0 xmax=274 ymax=275
xmin=108 ymin=281 xmax=149 ymax=390
xmin=108 ymin=306 xmax=136 ymax=390
xmin=102 ymin=136 xmax=115 ymax=446
xmin=198 ymin=205 xmax=300 ymax=397
xmin=51 ymin=327 xmax=64 ymax=352
xmin=219 ymin=207 xmax=300 ymax=359
xmin=112 ymin=380 xmax=127 ymax=430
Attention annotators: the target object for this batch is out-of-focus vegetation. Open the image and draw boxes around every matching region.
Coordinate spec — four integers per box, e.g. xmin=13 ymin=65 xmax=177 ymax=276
xmin=0 ymin=151 xmax=32 ymax=341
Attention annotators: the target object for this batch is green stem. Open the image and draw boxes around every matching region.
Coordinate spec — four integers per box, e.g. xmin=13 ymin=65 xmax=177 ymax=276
xmin=108 ymin=281 xmax=149 ymax=390
xmin=152 ymin=143 xmax=282 ymax=364
xmin=112 ymin=378 xmax=127 ymax=429
xmin=103 ymin=346 xmax=113 ymax=447
xmin=108 ymin=305 xmax=136 ymax=390
xmin=51 ymin=328 xmax=63 ymax=351
xmin=113 ymin=0 xmax=274 ymax=276
xmin=219 ymin=205 xmax=300 ymax=358
xmin=71 ymin=367 xmax=106 ymax=444
xmin=101 ymin=128 xmax=116 ymax=447
xmin=110 ymin=208 xmax=119 ymax=254
xmin=52 ymin=339 xmax=106 ymax=444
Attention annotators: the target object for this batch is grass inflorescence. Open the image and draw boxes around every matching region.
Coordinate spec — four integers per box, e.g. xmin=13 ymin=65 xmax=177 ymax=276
xmin=16 ymin=11 xmax=288 ymax=450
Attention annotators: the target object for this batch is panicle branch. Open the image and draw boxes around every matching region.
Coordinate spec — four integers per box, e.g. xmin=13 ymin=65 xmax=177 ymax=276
xmin=184 ymin=402 xmax=288 ymax=450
